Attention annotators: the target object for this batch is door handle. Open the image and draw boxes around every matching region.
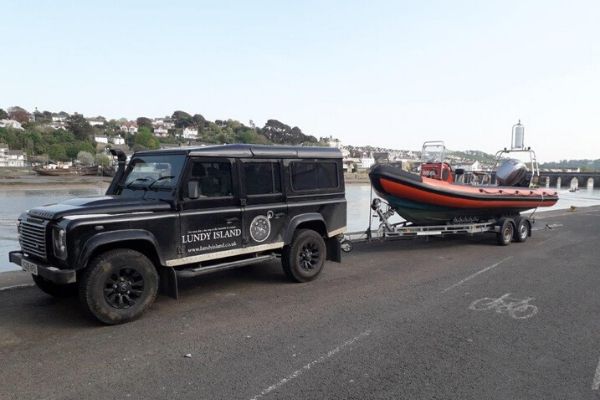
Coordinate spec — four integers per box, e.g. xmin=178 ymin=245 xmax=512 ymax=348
xmin=226 ymin=217 xmax=240 ymax=224
xmin=274 ymin=212 xmax=286 ymax=219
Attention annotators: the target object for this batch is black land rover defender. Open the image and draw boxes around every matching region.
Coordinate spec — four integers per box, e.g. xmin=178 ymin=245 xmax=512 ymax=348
xmin=9 ymin=144 xmax=346 ymax=324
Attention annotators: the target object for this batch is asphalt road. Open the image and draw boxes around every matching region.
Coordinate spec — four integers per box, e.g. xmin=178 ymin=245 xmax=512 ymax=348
xmin=2 ymin=207 xmax=600 ymax=400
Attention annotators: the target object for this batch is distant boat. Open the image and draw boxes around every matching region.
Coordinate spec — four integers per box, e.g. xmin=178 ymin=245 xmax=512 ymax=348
xmin=33 ymin=165 xmax=99 ymax=176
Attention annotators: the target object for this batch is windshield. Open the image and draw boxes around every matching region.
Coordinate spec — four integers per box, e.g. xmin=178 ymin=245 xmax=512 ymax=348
xmin=117 ymin=154 xmax=186 ymax=199
xmin=421 ymin=142 xmax=446 ymax=163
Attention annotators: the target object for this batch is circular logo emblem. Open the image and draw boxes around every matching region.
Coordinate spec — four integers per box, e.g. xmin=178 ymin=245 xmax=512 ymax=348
xmin=250 ymin=215 xmax=271 ymax=243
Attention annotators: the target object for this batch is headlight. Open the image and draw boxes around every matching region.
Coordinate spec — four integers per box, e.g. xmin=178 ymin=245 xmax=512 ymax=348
xmin=52 ymin=228 xmax=67 ymax=259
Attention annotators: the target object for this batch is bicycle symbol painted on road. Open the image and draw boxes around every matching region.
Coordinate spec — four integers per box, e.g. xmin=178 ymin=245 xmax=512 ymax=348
xmin=469 ymin=293 xmax=538 ymax=320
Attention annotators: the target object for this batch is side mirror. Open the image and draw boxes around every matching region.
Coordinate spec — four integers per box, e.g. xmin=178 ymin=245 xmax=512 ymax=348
xmin=188 ymin=181 xmax=199 ymax=199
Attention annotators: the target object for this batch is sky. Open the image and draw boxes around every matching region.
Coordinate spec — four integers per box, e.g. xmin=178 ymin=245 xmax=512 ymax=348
xmin=1 ymin=0 xmax=599 ymax=162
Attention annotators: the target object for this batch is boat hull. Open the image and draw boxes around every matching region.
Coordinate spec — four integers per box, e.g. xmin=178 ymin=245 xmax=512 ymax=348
xmin=369 ymin=165 xmax=558 ymax=225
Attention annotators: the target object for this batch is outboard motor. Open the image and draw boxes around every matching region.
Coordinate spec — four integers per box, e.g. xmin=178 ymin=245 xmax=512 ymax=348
xmin=495 ymin=158 xmax=529 ymax=187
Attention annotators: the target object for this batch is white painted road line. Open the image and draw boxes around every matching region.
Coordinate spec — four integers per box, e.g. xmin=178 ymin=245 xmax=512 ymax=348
xmin=592 ymin=356 xmax=600 ymax=390
xmin=442 ymin=256 xmax=512 ymax=293
xmin=0 ymin=283 xmax=35 ymax=292
xmin=249 ymin=330 xmax=372 ymax=400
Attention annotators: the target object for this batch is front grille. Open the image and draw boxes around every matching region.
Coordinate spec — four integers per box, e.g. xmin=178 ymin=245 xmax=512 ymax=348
xmin=19 ymin=219 xmax=48 ymax=260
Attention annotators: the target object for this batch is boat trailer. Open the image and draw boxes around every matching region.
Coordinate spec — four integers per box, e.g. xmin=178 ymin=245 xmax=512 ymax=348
xmin=340 ymin=198 xmax=533 ymax=253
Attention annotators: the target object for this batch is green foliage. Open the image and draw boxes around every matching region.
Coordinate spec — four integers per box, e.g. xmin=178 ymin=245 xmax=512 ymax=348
xmin=66 ymin=142 xmax=95 ymax=159
xmin=77 ymin=151 xmax=95 ymax=166
xmin=261 ymin=119 xmax=319 ymax=145
xmin=134 ymin=127 xmax=160 ymax=149
xmin=136 ymin=117 xmax=153 ymax=130
xmin=172 ymin=111 xmax=193 ymax=128
xmin=66 ymin=114 xmax=95 ymax=141
xmin=95 ymin=153 xmax=111 ymax=168
xmin=48 ymin=144 xmax=68 ymax=161
xmin=540 ymin=159 xmax=600 ymax=171
xmin=0 ymin=109 xmax=9 ymax=119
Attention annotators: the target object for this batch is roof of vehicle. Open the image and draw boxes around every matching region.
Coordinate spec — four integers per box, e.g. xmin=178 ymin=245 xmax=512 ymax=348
xmin=134 ymin=144 xmax=343 ymax=159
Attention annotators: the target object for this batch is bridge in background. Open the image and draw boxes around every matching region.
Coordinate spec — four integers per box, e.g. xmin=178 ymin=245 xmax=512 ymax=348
xmin=538 ymin=171 xmax=600 ymax=188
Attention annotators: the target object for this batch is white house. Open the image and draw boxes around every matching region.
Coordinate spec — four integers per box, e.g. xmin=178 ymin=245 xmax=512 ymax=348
xmin=182 ymin=127 xmax=198 ymax=139
xmin=0 ymin=119 xmax=24 ymax=130
xmin=120 ymin=122 xmax=138 ymax=134
xmin=154 ymin=126 xmax=170 ymax=137
xmin=111 ymin=135 xmax=125 ymax=145
xmin=0 ymin=145 xmax=26 ymax=167
xmin=94 ymin=135 xmax=109 ymax=144
xmin=87 ymin=117 xmax=105 ymax=127
xmin=359 ymin=157 xmax=375 ymax=169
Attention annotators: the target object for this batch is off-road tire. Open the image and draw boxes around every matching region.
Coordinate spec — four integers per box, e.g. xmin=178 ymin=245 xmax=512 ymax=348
xmin=282 ymin=229 xmax=326 ymax=283
xmin=79 ymin=248 xmax=158 ymax=324
xmin=32 ymin=274 xmax=78 ymax=298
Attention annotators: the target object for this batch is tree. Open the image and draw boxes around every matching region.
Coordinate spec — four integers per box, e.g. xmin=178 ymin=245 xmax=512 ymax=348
xmin=136 ymin=117 xmax=153 ymax=130
xmin=66 ymin=141 xmax=96 ymax=159
xmin=77 ymin=151 xmax=95 ymax=166
xmin=134 ymin=127 xmax=160 ymax=149
xmin=66 ymin=114 xmax=95 ymax=141
xmin=0 ymin=109 xmax=8 ymax=119
xmin=172 ymin=111 xmax=193 ymax=128
xmin=48 ymin=144 xmax=68 ymax=161
xmin=7 ymin=106 xmax=31 ymax=124
xmin=95 ymin=153 xmax=111 ymax=168
xmin=192 ymin=114 xmax=206 ymax=132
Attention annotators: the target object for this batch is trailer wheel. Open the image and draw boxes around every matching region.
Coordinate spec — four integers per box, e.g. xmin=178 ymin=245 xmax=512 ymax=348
xmin=496 ymin=219 xmax=514 ymax=246
xmin=282 ymin=229 xmax=326 ymax=283
xmin=340 ymin=239 xmax=353 ymax=253
xmin=79 ymin=249 xmax=158 ymax=324
xmin=513 ymin=217 xmax=530 ymax=243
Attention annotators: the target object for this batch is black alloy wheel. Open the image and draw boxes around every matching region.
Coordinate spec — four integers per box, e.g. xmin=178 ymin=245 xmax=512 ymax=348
xmin=79 ymin=248 xmax=158 ymax=324
xmin=103 ymin=267 xmax=145 ymax=309
xmin=282 ymin=229 xmax=326 ymax=283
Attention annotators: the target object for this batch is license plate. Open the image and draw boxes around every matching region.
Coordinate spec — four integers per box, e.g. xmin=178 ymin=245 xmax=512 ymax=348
xmin=22 ymin=259 xmax=38 ymax=275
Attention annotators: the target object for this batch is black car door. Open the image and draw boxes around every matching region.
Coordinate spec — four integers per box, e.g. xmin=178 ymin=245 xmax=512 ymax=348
xmin=239 ymin=159 xmax=288 ymax=249
xmin=174 ymin=157 xmax=243 ymax=266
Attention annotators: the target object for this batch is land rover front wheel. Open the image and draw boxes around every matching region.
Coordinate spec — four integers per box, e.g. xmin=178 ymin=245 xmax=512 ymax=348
xmin=32 ymin=274 xmax=78 ymax=298
xmin=282 ymin=229 xmax=326 ymax=283
xmin=79 ymin=249 xmax=158 ymax=324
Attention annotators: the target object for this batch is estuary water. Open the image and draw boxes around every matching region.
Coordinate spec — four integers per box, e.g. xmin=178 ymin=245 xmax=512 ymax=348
xmin=1 ymin=184 xmax=599 ymax=272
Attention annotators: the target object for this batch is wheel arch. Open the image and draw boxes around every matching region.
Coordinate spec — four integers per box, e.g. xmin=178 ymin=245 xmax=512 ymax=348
xmin=283 ymin=213 xmax=327 ymax=245
xmin=77 ymin=230 xmax=165 ymax=271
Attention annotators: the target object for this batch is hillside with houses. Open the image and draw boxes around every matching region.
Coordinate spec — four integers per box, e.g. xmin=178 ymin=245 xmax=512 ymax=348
xmin=0 ymin=105 xmax=595 ymax=173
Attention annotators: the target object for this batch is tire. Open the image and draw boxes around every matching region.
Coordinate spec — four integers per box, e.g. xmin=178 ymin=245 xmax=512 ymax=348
xmin=340 ymin=239 xmax=353 ymax=253
xmin=282 ymin=229 xmax=326 ymax=283
xmin=79 ymin=249 xmax=159 ymax=324
xmin=513 ymin=217 xmax=529 ymax=243
xmin=32 ymin=274 xmax=78 ymax=298
xmin=496 ymin=219 xmax=514 ymax=246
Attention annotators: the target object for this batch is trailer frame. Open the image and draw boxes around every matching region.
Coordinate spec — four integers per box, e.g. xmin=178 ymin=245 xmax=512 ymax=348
xmin=340 ymin=198 xmax=533 ymax=253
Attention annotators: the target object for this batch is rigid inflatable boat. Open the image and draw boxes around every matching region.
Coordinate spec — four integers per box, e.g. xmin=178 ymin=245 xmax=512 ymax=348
xmin=369 ymin=164 xmax=558 ymax=225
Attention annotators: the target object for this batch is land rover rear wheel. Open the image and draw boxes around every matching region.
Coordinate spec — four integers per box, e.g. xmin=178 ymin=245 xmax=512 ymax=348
xmin=32 ymin=274 xmax=78 ymax=298
xmin=79 ymin=249 xmax=158 ymax=324
xmin=282 ymin=229 xmax=326 ymax=283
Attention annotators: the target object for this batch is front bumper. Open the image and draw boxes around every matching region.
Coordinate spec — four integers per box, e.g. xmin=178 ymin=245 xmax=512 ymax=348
xmin=9 ymin=251 xmax=76 ymax=284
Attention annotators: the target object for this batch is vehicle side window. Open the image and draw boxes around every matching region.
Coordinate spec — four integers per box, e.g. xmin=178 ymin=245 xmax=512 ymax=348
xmin=290 ymin=161 xmax=338 ymax=191
xmin=244 ymin=162 xmax=281 ymax=195
xmin=188 ymin=161 xmax=233 ymax=198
